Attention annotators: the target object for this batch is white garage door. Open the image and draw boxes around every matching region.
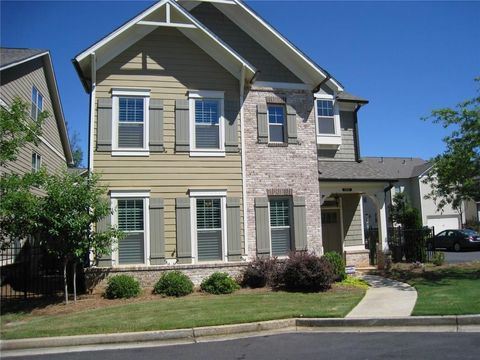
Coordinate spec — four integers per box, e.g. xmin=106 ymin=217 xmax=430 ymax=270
xmin=427 ymin=216 xmax=460 ymax=234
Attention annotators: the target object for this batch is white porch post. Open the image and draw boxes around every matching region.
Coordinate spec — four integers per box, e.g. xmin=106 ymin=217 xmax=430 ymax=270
xmin=376 ymin=191 xmax=389 ymax=253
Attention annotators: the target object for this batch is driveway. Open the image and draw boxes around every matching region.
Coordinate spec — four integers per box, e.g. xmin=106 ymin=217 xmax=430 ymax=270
xmin=444 ymin=250 xmax=480 ymax=264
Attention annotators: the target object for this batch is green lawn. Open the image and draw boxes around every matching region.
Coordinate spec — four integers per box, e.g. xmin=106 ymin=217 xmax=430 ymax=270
xmin=1 ymin=286 xmax=364 ymax=340
xmin=389 ymin=263 xmax=480 ymax=316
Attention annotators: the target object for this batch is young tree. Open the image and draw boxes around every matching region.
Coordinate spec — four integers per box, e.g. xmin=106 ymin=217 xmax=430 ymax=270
xmin=68 ymin=129 xmax=84 ymax=168
xmin=422 ymin=78 xmax=480 ymax=214
xmin=0 ymin=97 xmax=46 ymax=166
xmin=37 ymin=171 xmax=122 ymax=303
xmin=389 ymin=192 xmax=422 ymax=230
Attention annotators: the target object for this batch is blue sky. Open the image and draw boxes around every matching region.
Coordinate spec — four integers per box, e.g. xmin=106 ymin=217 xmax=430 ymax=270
xmin=1 ymin=1 xmax=479 ymax=166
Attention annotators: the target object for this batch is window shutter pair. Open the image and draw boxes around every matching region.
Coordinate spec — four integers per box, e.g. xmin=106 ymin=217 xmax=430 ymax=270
xmin=256 ymin=103 xmax=298 ymax=144
xmin=95 ymin=197 xmax=165 ymax=266
xmin=175 ymin=99 xmax=239 ymax=152
xmin=254 ymin=196 xmax=307 ymax=256
xmin=175 ymin=197 xmax=242 ymax=263
xmin=96 ymin=98 xmax=164 ymax=152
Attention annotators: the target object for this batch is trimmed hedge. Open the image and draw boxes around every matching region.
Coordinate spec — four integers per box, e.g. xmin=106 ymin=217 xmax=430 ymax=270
xmin=105 ymin=275 xmax=141 ymax=299
xmin=201 ymin=272 xmax=240 ymax=295
xmin=153 ymin=271 xmax=194 ymax=297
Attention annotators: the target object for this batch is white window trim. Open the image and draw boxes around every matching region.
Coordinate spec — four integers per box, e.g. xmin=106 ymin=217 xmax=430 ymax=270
xmin=32 ymin=152 xmax=42 ymax=173
xmin=268 ymin=197 xmax=292 ymax=258
xmin=111 ymin=89 xmax=150 ymax=156
xmin=31 ymin=86 xmax=44 ymax=121
xmin=267 ymin=104 xmax=287 ymax=144
xmin=189 ymin=189 xmax=227 ymax=264
xmin=314 ymin=94 xmax=342 ymax=146
xmin=188 ymin=90 xmax=225 ymax=157
xmin=110 ymin=190 xmax=150 ymax=266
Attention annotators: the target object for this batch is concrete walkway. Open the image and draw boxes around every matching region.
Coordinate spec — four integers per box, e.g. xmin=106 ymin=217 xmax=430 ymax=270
xmin=346 ymin=275 xmax=417 ymax=318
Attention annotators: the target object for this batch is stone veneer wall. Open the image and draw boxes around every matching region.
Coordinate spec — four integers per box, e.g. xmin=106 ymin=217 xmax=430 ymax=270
xmin=243 ymin=87 xmax=323 ymax=256
xmin=345 ymin=249 xmax=370 ymax=268
xmin=85 ymin=263 xmax=248 ymax=293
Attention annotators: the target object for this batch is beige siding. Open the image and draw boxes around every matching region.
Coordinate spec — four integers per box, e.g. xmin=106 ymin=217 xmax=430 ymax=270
xmin=317 ymin=111 xmax=356 ymax=161
xmin=94 ymin=27 xmax=244 ymax=260
xmin=0 ymin=58 xmax=67 ymax=175
xmin=191 ymin=3 xmax=301 ymax=83
xmin=342 ymin=194 xmax=363 ymax=246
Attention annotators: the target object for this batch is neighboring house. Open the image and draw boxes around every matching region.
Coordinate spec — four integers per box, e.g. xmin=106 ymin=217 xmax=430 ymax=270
xmin=73 ymin=0 xmax=393 ymax=284
xmin=361 ymin=157 xmax=470 ymax=234
xmin=0 ymin=48 xmax=73 ymax=176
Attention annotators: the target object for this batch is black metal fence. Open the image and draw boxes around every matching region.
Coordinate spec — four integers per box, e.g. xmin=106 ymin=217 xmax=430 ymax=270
xmin=0 ymin=243 xmax=64 ymax=300
xmin=365 ymin=227 xmax=436 ymax=264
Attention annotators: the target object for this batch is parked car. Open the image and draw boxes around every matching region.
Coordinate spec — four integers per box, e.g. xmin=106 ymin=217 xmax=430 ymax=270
xmin=427 ymin=229 xmax=480 ymax=252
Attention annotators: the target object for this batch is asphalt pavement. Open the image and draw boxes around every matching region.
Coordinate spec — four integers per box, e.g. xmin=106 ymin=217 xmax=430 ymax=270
xmin=4 ymin=332 xmax=479 ymax=360
xmin=445 ymin=250 xmax=480 ymax=264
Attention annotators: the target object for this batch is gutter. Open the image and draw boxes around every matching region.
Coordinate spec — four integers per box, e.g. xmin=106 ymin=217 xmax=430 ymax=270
xmin=72 ymin=58 xmax=91 ymax=94
xmin=240 ymin=65 xmax=248 ymax=258
xmin=353 ymin=104 xmax=362 ymax=163
xmin=88 ymin=53 xmax=96 ymax=173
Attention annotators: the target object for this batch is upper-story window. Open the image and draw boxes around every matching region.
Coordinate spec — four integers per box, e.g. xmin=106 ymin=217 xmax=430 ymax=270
xmin=316 ymin=100 xmax=335 ymax=135
xmin=189 ymin=90 xmax=225 ymax=156
xmin=31 ymin=152 xmax=41 ymax=173
xmin=31 ymin=86 xmax=43 ymax=121
xmin=315 ymin=95 xmax=341 ymax=147
xmin=112 ymin=89 xmax=150 ymax=155
xmin=268 ymin=104 xmax=286 ymax=143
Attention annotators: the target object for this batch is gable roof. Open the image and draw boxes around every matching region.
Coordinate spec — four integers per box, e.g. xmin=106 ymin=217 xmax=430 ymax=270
xmin=178 ymin=0 xmax=344 ymax=91
xmin=362 ymin=157 xmax=432 ymax=179
xmin=1 ymin=48 xmax=73 ymax=166
xmin=73 ymin=0 xmax=256 ymax=93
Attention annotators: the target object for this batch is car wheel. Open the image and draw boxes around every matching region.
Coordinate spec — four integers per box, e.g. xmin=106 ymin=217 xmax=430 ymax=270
xmin=453 ymin=242 xmax=461 ymax=252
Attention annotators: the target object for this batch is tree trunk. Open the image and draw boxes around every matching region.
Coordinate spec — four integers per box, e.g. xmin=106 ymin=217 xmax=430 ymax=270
xmin=72 ymin=261 xmax=77 ymax=302
xmin=63 ymin=258 xmax=68 ymax=304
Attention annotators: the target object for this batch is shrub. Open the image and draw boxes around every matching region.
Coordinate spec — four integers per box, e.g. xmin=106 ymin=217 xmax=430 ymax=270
xmin=241 ymin=257 xmax=281 ymax=288
xmin=323 ymin=252 xmax=346 ymax=281
xmin=153 ymin=271 xmax=194 ymax=297
xmin=105 ymin=275 xmax=141 ymax=299
xmin=281 ymin=252 xmax=334 ymax=292
xmin=432 ymin=251 xmax=445 ymax=266
xmin=201 ymin=272 xmax=240 ymax=294
xmin=340 ymin=276 xmax=369 ymax=289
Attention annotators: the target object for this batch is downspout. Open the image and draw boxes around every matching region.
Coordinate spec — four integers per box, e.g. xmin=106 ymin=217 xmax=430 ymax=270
xmin=353 ymin=104 xmax=362 ymax=163
xmin=240 ymin=65 xmax=249 ymax=259
xmin=88 ymin=53 xmax=96 ymax=174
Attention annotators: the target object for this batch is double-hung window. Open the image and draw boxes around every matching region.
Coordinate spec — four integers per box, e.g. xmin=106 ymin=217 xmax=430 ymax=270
xmin=189 ymin=90 xmax=224 ymax=156
xmin=270 ymin=198 xmax=292 ymax=256
xmin=112 ymin=89 xmax=150 ymax=155
xmin=112 ymin=191 xmax=150 ymax=265
xmin=268 ymin=104 xmax=286 ymax=143
xmin=31 ymin=86 xmax=43 ymax=121
xmin=315 ymin=96 xmax=341 ymax=146
xmin=31 ymin=152 xmax=41 ymax=173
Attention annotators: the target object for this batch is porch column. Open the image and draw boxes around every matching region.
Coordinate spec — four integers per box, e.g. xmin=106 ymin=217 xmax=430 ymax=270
xmin=375 ymin=191 xmax=389 ymax=253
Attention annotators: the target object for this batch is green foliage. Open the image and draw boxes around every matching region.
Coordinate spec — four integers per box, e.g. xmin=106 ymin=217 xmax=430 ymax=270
xmin=323 ymin=252 xmax=346 ymax=281
xmin=200 ymin=272 xmax=240 ymax=295
xmin=389 ymin=193 xmax=422 ymax=229
xmin=153 ymin=271 xmax=194 ymax=297
xmin=432 ymin=251 xmax=446 ymax=266
xmin=241 ymin=257 xmax=281 ymax=288
xmin=105 ymin=275 xmax=141 ymax=299
xmin=422 ymin=78 xmax=480 ymax=212
xmin=0 ymin=97 xmax=47 ymax=166
xmin=281 ymin=252 xmax=335 ymax=292
xmin=340 ymin=276 xmax=369 ymax=289
xmin=68 ymin=130 xmax=83 ymax=168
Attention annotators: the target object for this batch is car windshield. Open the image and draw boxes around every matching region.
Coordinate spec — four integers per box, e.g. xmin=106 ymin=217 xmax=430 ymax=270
xmin=460 ymin=229 xmax=479 ymax=236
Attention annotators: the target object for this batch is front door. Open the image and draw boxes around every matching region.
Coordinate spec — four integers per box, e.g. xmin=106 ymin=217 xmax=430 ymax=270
xmin=321 ymin=209 xmax=343 ymax=254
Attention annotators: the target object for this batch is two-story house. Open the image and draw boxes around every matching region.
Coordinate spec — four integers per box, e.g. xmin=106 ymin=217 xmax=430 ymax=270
xmin=73 ymin=0 xmax=394 ymax=287
xmin=0 ymin=48 xmax=73 ymax=177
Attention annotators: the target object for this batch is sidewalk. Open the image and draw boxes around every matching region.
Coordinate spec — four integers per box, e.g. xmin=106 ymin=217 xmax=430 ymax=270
xmin=346 ymin=275 xmax=417 ymax=318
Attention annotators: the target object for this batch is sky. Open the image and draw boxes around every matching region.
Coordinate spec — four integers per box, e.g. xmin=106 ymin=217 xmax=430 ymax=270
xmin=1 ymin=0 xmax=479 ymax=166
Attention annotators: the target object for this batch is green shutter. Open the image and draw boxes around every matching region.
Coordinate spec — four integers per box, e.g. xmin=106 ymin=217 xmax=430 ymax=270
xmin=175 ymin=99 xmax=190 ymax=152
xmin=225 ymin=100 xmax=239 ymax=152
xmin=286 ymin=104 xmax=298 ymax=144
xmin=227 ymin=197 xmax=242 ymax=261
xmin=97 ymin=98 xmax=112 ymax=151
xmin=149 ymin=198 xmax=165 ymax=265
xmin=293 ymin=196 xmax=307 ymax=251
xmin=257 ymin=104 xmax=268 ymax=144
xmin=255 ymin=197 xmax=271 ymax=256
xmin=96 ymin=213 xmax=112 ymax=267
xmin=149 ymin=99 xmax=164 ymax=152
xmin=176 ymin=197 xmax=192 ymax=263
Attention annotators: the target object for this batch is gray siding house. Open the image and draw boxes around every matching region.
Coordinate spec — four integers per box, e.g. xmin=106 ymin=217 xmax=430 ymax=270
xmin=73 ymin=0 xmax=393 ymax=287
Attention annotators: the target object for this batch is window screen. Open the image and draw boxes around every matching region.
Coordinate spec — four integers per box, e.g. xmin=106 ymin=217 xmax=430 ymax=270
xmin=195 ymin=99 xmax=220 ymax=149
